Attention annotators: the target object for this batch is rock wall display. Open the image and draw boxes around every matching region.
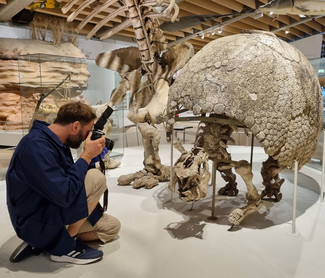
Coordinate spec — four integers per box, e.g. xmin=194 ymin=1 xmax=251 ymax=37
xmin=0 ymin=38 xmax=90 ymax=130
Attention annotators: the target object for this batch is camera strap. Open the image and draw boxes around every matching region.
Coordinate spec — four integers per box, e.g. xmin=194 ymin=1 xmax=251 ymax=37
xmin=98 ymin=155 xmax=108 ymax=212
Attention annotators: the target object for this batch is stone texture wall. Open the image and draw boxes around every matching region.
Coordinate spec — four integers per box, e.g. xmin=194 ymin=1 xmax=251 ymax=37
xmin=0 ymin=38 xmax=90 ymax=130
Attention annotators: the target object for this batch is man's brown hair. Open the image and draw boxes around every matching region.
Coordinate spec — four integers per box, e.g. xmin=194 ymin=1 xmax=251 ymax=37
xmin=54 ymin=101 xmax=97 ymax=125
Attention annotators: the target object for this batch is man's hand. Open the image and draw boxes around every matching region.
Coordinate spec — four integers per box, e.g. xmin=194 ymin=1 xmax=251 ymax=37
xmin=80 ymin=131 xmax=105 ymax=164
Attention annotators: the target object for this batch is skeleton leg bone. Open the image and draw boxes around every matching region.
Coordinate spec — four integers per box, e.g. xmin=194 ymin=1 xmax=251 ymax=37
xmin=217 ymin=167 xmax=238 ymax=196
xmin=260 ymin=156 xmax=284 ymax=202
xmin=228 ymin=160 xmax=262 ymax=225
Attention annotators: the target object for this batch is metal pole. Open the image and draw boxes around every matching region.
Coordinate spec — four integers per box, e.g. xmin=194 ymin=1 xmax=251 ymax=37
xmin=250 ymin=134 xmax=254 ymax=167
xmin=170 ymin=128 xmax=174 ymax=202
xmin=292 ymin=160 xmax=298 ymax=234
xmin=320 ymin=129 xmax=325 ymax=203
xmin=208 ymin=160 xmax=217 ymax=220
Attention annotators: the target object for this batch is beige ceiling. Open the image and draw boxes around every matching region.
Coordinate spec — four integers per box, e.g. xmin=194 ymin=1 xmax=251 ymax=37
xmin=0 ymin=0 xmax=325 ymax=52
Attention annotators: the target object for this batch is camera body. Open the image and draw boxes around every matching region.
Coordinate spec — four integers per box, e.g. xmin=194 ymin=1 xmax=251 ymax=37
xmin=91 ymin=130 xmax=114 ymax=151
xmin=90 ymin=105 xmax=115 ymax=151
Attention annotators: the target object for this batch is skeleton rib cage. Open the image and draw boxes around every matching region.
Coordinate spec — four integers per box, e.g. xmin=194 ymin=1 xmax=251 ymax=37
xmin=61 ymin=0 xmax=179 ymax=81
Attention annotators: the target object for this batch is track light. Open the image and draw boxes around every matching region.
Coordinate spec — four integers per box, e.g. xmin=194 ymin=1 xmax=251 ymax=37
xmin=299 ymin=14 xmax=306 ymax=18
xmin=211 ymin=29 xmax=215 ymax=35
xmin=285 ymin=29 xmax=289 ymax=34
xmin=269 ymin=11 xmax=274 ymax=16
xmin=217 ymin=27 xmax=222 ymax=34
xmin=253 ymin=9 xmax=264 ymax=19
xmin=201 ymin=33 xmax=205 ymax=39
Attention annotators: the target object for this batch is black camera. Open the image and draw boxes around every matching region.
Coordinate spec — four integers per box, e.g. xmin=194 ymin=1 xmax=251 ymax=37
xmin=91 ymin=105 xmax=115 ymax=151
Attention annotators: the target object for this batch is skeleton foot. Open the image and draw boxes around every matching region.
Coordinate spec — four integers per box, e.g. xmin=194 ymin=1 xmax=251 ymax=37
xmin=218 ymin=168 xmax=238 ymax=196
xmin=133 ymin=175 xmax=159 ymax=189
xmin=260 ymin=178 xmax=284 ymax=202
xmin=228 ymin=201 xmax=263 ymax=225
xmin=229 ymin=160 xmax=262 ymax=225
xmin=95 ymin=157 xmax=121 ymax=169
xmin=261 ymin=156 xmax=284 ymax=202
xmin=218 ymin=183 xmax=239 ymax=196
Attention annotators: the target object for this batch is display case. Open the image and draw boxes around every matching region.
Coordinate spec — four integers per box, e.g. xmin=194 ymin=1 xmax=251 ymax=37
xmin=17 ymin=53 xmax=124 ymax=158
xmin=306 ymin=57 xmax=325 ymax=171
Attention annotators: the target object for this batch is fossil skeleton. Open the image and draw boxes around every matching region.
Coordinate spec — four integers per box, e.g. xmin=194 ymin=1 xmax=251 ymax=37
xmin=259 ymin=0 xmax=325 ymax=15
xmin=62 ymin=2 xmax=322 ymax=225
xmin=61 ymin=0 xmax=179 ymax=81
xmin=167 ymin=30 xmax=323 ymax=225
xmin=62 ymin=0 xmax=193 ymax=179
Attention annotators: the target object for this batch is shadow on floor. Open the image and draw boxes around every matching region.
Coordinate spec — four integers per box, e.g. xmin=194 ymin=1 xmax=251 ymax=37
xmin=153 ymin=169 xmax=320 ymax=240
xmin=0 ymin=235 xmax=73 ymax=273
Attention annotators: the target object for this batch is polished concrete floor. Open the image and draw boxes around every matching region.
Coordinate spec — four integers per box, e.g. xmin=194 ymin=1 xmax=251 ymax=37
xmin=0 ymin=144 xmax=325 ymax=278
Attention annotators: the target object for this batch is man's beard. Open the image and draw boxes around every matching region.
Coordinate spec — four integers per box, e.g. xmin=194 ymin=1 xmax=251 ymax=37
xmin=66 ymin=130 xmax=83 ymax=149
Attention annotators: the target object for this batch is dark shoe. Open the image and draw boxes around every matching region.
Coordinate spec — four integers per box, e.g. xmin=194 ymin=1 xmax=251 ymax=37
xmin=10 ymin=241 xmax=41 ymax=263
xmin=49 ymin=238 xmax=103 ymax=265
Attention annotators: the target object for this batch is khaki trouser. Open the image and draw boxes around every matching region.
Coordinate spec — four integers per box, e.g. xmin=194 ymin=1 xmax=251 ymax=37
xmin=77 ymin=168 xmax=121 ymax=243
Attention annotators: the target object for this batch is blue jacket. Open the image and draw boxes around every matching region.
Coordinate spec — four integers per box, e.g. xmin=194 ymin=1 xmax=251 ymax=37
xmin=6 ymin=120 xmax=89 ymax=255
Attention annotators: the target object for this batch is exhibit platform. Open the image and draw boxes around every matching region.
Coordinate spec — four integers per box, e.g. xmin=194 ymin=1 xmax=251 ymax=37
xmin=0 ymin=144 xmax=325 ymax=278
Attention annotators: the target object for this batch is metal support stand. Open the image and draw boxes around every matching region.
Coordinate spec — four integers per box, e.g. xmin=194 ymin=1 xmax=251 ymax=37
xmin=292 ymin=160 xmax=299 ymax=235
xmin=207 ymin=160 xmax=218 ymax=220
xmin=320 ymin=129 xmax=325 ymax=203
xmin=250 ymin=134 xmax=254 ymax=166
xmin=170 ymin=130 xmax=174 ymax=202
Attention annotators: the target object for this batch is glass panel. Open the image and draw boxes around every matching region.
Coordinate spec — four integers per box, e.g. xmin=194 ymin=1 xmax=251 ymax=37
xmin=18 ymin=53 xmax=124 ymax=158
xmin=83 ymin=59 xmax=124 ymax=158
xmin=82 ymin=59 xmax=115 ymax=105
xmin=306 ymin=57 xmax=324 ymax=170
xmin=18 ymin=53 xmax=88 ymax=133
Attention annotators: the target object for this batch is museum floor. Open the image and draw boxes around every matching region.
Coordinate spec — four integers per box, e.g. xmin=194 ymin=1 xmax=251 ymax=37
xmin=0 ymin=144 xmax=325 ymax=278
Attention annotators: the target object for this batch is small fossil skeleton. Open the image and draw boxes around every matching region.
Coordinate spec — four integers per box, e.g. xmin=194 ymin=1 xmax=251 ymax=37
xmin=167 ymin=30 xmax=323 ymax=226
xmin=169 ymin=146 xmax=211 ymax=201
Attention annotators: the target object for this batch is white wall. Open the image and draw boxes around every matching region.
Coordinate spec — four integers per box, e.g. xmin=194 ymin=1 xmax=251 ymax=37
xmin=290 ymin=34 xmax=323 ymax=59
xmin=78 ymin=37 xmax=135 ymax=59
xmin=0 ymin=24 xmax=30 ymax=39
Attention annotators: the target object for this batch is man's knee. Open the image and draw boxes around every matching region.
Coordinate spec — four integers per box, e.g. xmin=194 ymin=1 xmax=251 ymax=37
xmin=96 ymin=214 xmax=121 ymax=243
xmin=84 ymin=169 xmax=107 ymax=201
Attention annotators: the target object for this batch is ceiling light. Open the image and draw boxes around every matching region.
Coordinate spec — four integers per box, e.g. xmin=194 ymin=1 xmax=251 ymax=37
xmin=201 ymin=33 xmax=205 ymax=39
xmin=253 ymin=10 xmax=264 ymax=19
xmin=285 ymin=29 xmax=289 ymax=34
xmin=269 ymin=11 xmax=274 ymax=16
xmin=217 ymin=27 xmax=222 ymax=34
xmin=211 ymin=29 xmax=215 ymax=35
xmin=299 ymin=14 xmax=306 ymax=18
